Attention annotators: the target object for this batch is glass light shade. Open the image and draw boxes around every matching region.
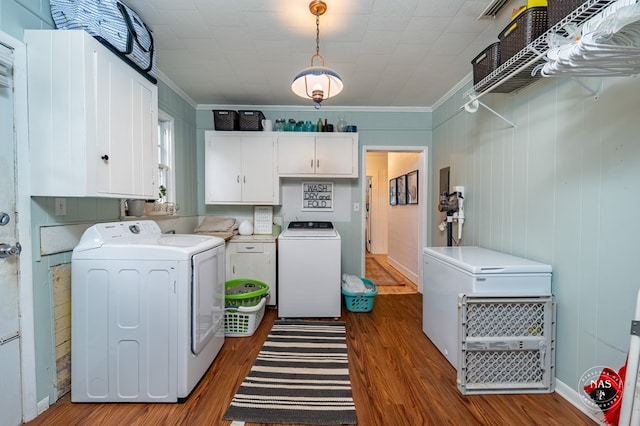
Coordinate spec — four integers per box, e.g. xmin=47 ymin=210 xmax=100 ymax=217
xmin=291 ymin=66 xmax=344 ymax=103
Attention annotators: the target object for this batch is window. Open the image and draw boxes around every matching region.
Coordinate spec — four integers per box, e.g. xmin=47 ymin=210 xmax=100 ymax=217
xmin=157 ymin=110 xmax=175 ymax=205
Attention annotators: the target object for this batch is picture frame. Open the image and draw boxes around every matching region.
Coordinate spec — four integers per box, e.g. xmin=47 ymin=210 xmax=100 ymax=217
xmin=407 ymin=170 xmax=418 ymax=204
xmin=397 ymin=175 xmax=407 ymax=205
xmin=389 ymin=178 xmax=397 ymax=206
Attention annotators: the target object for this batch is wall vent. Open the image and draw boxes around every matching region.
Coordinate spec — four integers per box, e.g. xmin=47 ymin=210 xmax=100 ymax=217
xmin=478 ymin=0 xmax=513 ymax=19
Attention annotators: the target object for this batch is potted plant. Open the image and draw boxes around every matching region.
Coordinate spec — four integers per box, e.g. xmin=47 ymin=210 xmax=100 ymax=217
xmin=144 ymin=185 xmax=174 ymax=215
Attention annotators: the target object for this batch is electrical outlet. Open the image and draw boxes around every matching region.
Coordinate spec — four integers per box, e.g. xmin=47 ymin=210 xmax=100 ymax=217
xmin=55 ymin=198 xmax=67 ymax=216
xmin=353 ymin=202 xmax=360 ymax=212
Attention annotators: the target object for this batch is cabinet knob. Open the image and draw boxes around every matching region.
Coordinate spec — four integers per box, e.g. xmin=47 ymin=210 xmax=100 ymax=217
xmin=101 ymin=155 xmax=109 ymax=161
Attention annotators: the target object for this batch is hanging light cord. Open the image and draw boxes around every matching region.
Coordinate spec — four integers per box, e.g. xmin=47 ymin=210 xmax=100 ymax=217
xmin=316 ymin=12 xmax=320 ymax=57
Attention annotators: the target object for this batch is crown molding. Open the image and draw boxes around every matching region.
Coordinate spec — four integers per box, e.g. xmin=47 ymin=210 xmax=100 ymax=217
xmin=431 ymin=72 xmax=473 ymax=111
xmin=157 ymin=70 xmax=198 ymax=108
xmin=197 ymin=104 xmax=431 ymax=113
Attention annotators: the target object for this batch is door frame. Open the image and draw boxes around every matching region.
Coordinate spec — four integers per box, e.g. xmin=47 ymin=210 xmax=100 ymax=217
xmin=3 ymin=30 xmax=37 ymax=422
xmin=360 ymin=145 xmax=429 ymax=293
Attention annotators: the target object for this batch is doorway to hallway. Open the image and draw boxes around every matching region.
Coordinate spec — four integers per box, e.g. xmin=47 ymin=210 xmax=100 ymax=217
xmin=361 ymin=146 xmax=428 ymax=294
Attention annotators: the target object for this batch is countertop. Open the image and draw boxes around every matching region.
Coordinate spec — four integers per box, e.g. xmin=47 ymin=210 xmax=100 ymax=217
xmin=229 ymin=233 xmax=278 ymax=243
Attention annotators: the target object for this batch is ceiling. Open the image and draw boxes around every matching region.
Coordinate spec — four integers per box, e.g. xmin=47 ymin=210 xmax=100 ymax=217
xmin=125 ymin=0 xmax=518 ymax=108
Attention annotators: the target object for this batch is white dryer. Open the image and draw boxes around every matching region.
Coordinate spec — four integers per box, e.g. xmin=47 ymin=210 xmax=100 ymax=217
xmin=71 ymin=220 xmax=225 ymax=402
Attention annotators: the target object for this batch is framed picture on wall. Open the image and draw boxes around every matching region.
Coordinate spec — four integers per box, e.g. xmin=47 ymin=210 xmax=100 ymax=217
xmin=397 ymin=175 xmax=407 ymax=205
xmin=407 ymin=170 xmax=418 ymax=204
xmin=389 ymin=178 xmax=397 ymax=205
xmin=301 ymin=182 xmax=334 ymax=211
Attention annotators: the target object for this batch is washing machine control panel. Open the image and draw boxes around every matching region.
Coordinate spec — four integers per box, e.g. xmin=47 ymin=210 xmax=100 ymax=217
xmin=96 ymin=220 xmax=161 ymax=240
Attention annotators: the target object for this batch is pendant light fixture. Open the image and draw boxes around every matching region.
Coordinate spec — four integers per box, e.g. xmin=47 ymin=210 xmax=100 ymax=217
xmin=291 ymin=0 xmax=343 ymax=108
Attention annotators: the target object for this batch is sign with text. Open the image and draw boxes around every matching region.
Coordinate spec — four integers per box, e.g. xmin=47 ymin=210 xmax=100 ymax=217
xmin=302 ymin=182 xmax=333 ymax=211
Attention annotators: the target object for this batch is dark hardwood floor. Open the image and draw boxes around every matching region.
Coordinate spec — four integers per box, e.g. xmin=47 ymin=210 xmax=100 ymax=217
xmin=26 ymin=294 xmax=595 ymax=426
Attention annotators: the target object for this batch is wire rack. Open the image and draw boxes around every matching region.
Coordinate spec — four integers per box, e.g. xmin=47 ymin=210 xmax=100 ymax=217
xmin=464 ymin=0 xmax=618 ymax=101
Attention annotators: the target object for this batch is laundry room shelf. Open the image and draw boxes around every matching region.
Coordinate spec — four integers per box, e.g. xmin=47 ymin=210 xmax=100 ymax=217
xmin=463 ymin=0 xmax=617 ymax=107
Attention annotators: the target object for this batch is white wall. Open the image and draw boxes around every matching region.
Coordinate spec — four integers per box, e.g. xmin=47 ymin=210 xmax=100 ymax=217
xmin=433 ymin=74 xmax=640 ymax=394
xmin=387 ymin=152 xmax=421 ymax=284
xmin=365 ymin=152 xmax=389 ymax=254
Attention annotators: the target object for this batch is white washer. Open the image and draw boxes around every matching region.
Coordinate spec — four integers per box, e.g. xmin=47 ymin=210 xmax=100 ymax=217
xmin=71 ymin=220 xmax=225 ymax=402
xmin=278 ymin=221 xmax=341 ymax=318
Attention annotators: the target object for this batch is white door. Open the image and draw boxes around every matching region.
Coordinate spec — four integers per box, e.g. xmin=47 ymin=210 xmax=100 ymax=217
xmin=277 ymin=136 xmax=315 ymax=174
xmin=0 ymin=42 xmax=23 ymax=426
xmin=241 ymin=136 xmax=275 ymax=203
xmin=204 ymin=133 xmax=242 ymax=203
xmin=315 ymin=136 xmax=354 ymax=175
xmin=366 ymin=176 xmax=372 ymax=252
xmin=192 ymin=246 xmax=224 ymax=355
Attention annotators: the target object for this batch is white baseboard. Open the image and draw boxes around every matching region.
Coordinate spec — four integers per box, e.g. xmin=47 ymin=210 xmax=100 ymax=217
xmin=386 ymin=256 xmax=417 ymax=284
xmin=36 ymin=396 xmax=49 ymax=415
xmin=555 ymin=379 xmax=604 ymax=424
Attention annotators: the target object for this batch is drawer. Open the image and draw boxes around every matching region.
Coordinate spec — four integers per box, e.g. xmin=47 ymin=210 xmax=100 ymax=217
xmin=232 ymin=242 xmax=264 ymax=253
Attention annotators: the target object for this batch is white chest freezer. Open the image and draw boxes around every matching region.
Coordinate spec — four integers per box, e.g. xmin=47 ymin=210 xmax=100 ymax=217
xmin=422 ymin=246 xmax=552 ymax=371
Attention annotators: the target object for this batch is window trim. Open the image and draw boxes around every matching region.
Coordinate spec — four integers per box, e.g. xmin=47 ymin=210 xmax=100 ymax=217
xmin=158 ymin=109 xmax=175 ymax=205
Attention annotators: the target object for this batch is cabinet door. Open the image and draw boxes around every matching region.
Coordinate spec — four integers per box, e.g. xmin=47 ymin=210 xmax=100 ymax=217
xmin=205 ymin=134 xmax=242 ymax=203
xmin=315 ymin=136 xmax=355 ymax=175
xmin=227 ymin=241 xmax=276 ymax=306
xmin=241 ymin=136 xmax=276 ymax=203
xmin=26 ymin=30 xmax=158 ymax=198
xmin=277 ymin=136 xmax=316 ymax=175
xmin=96 ymin=51 xmax=157 ymax=197
xmin=229 ymin=251 xmax=275 ymax=304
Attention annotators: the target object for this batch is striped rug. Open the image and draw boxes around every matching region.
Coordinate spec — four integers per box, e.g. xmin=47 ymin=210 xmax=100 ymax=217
xmin=223 ymin=320 xmax=357 ymax=425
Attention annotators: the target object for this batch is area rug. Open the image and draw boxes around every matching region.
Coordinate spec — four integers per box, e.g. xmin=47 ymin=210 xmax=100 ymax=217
xmin=365 ymin=257 xmax=405 ymax=286
xmin=223 ymin=320 xmax=357 ymax=425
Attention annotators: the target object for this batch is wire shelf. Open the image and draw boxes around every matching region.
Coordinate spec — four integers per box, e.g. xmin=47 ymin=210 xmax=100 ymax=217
xmin=464 ymin=0 xmax=618 ymax=101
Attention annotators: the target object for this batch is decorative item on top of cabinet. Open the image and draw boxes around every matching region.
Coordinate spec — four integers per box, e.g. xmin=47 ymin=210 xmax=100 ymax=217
xmin=25 ymin=30 xmax=158 ymax=198
xmin=277 ymin=132 xmax=358 ymax=178
xmin=205 ymin=131 xmax=279 ymax=205
xmin=226 ymin=235 xmax=277 ymax=306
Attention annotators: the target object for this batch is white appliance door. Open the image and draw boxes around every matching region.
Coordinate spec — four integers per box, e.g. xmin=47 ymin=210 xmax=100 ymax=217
xmin=191 ymin=246 xmax=224 ymax=355
xmin=423 ymin=246 xmax=551 ymax=274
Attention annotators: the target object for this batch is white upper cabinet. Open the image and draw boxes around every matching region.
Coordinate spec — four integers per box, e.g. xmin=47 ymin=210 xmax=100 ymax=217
xmin=277 ymin=133 xmax=358 ymax=177
xmin=205 ymin=131 xmax=279 ymax=205
xmin=25 ymin=30 xmax=158 ymax=198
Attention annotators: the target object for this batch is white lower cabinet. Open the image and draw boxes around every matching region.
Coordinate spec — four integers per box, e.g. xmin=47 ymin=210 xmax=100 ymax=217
xmin=226 ymin=237 xmax=277 ymax=306
xmin=205 ymin=131 xmax=278 ymax=204
xmin=277 ymin=133 xmax=358 ymax=177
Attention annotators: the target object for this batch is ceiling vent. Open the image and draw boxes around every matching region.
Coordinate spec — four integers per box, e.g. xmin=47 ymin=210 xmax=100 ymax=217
xmin=478 ymin=0 xmax=513 ymax=19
